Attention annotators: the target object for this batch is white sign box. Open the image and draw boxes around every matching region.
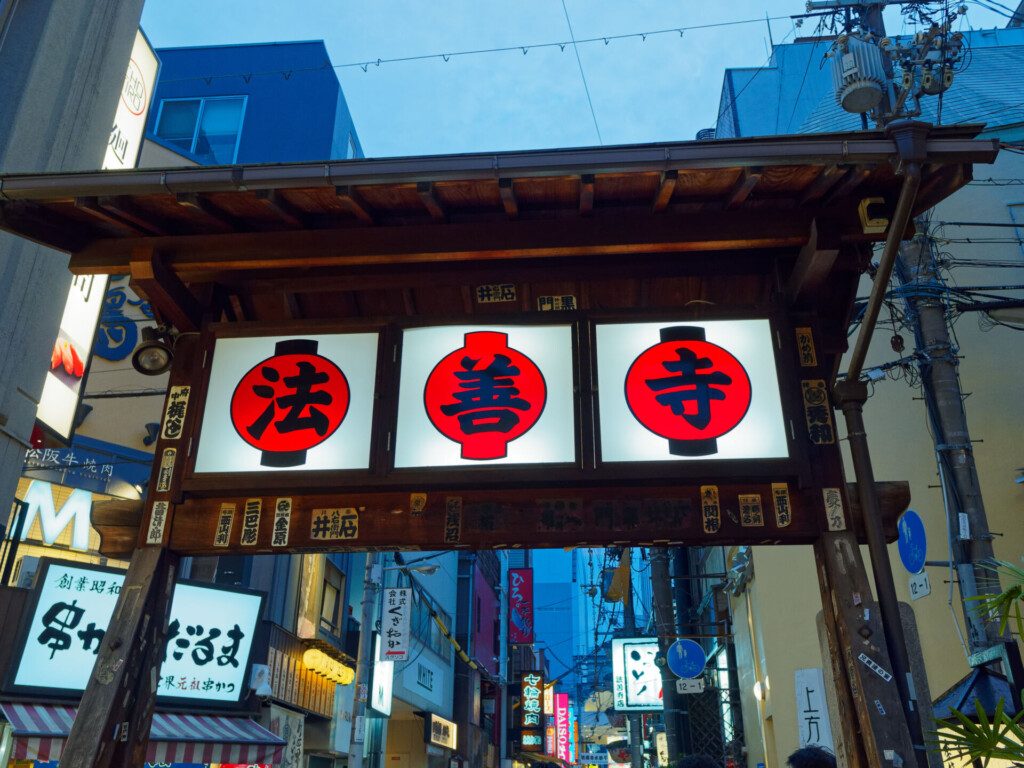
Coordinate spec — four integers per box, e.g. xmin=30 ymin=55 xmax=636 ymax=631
xmin=595 ymin=320 xmax=788 ymax=462
xmin=194 ymin=333 xmax=379 ymax=473
xmin=394 ymin=325 xmax=575 ymax=467
xmin=611 ymin=637 xmax=663 ymax=711
xmin=380 ymin=587 xmax=412 ymax=662
xmin=102 ymin=29 xmax=159 ymax=170
xmin=12 ymin=560 xmax=263 ymax=704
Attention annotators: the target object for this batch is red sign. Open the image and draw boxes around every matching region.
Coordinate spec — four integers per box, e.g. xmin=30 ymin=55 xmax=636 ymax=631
xmin=509 ymin=568 xmax=534 ymax=644
xmin=625 ymin=325 xmax=751 ymax=457
xmin=423 ymin=330 xmax=546 ymax=460
xmin=230 ymin=338 xmax=350 ymax=468
xmin=555 ymin=693 xmax=570 ymax=762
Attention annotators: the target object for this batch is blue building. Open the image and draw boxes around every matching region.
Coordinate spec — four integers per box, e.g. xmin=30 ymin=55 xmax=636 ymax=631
xmin=146 ymin=40 xmax=363 ymax=165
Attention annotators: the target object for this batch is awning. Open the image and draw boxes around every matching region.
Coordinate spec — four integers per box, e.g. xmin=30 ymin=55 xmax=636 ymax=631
xmin=0 ymin=703 xmax=285 ymax=765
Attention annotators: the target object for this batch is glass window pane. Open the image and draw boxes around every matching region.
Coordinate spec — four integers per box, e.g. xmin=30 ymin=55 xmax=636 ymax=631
xmin=155 ymin=100 xmax=200 ymax=152
xmin=194 ymin=97 xmax=244 ymax=164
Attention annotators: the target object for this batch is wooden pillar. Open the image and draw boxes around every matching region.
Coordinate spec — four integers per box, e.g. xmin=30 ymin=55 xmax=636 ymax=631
xmin=60 ymin=333 xmax=201 ymax=767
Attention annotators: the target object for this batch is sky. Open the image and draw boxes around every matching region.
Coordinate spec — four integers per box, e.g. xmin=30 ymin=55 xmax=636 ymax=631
xmin=139 ymin=1 xmax=1013 ymax=158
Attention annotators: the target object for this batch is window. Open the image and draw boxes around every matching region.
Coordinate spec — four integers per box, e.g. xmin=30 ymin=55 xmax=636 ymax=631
xmin=320 ymin=562 xmax=345 ymax=637
xmin=155 ymin=96 xmax=246 ymax=164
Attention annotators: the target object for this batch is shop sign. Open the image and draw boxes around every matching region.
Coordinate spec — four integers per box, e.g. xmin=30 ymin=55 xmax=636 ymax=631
xmin=22 ymin=435 xmax=151 ymax=499
xmin=18 ymin=480 xmax=92 ymax=552
xmin=102 ymin=29 xmax=158 ymax=170
xmin=554 ymin=693 xmax=570 ymax=762
xmin=595 ymin=320 xmax=787 ymax=461
xmin=194 ymin=334 xmax=379 ymax=472
xmin=508 ymin=568 xmax=534 ymax=644
xmin=9 ymin=560 xmax=263 ymax=705
xmin=370 ymin=636 xmax=394 ymax=716
xmin=424 ymin=713 xmax=457 ymax=750
xmin=794 ymin=668 xmax=835 ymax=752
xmin=36 ymin=275 xmax=110 ymax=441
xmin=380 ymin=587 xmax=411 ymax=661
xmin=394 ymin=325 xmax=575 ymax=467
xmin=520 ymin=671 xmax=544 ymax=729
xmin=611 ymin=638 xmax=663 ymax=711
xmin=545 ymin=725 xmax=556 ymax=755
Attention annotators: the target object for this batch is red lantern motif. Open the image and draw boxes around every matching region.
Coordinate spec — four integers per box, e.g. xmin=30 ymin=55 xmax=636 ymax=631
xmin=624 ymin=325 xmax=751 ymax=456
xmin=423 ymin=331 xmax=546 ymax=460
xmin=230 ymin=339 xmax=350 ymax=467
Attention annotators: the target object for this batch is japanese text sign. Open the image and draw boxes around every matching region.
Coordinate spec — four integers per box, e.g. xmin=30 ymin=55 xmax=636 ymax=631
xmin=379 ymin=588 xmax=411 ymax=662
xmin=395 ymin=325 xmax=575 ymax=467
xmin=794 ymin=668 xmax=835 ymax=751
xmin=508 ymin=568 xmax=534 ymax=644
xmin=595 ymin=320 xmax=788 ymax=462
xmin=194 ymin=333 xmax=379 ymax=472
xmin=10 ymin=560 xmax=263 ymax=705
xmin=611 ymin=638 xmax=663 ymax=711
xmin=520 ymin=671 xmax=544 ymax=729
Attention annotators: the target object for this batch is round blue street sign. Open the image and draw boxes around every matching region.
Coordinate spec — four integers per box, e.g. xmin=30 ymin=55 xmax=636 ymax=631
xmin=667 ymin=638 xmax=706 ymax=679
xmin=897 ymin=509 xmax=927 ymax=574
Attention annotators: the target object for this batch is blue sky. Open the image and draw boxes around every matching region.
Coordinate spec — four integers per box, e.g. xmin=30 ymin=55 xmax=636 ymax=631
xmin=139 ymin=1 xmax=1012 ymax=157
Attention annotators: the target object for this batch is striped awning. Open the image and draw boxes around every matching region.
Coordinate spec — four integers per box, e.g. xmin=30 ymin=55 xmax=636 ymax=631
xmin=0 ymin=703 xmax=285 ymax=765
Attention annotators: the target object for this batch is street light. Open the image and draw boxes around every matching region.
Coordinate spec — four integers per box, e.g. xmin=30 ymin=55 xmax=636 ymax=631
xmin=131 ymin=326 xmax=175 ymax=375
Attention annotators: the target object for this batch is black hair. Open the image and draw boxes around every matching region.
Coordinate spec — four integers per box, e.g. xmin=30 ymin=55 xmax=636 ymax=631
xmin=787 ymin=746 xmax=838 ymax=768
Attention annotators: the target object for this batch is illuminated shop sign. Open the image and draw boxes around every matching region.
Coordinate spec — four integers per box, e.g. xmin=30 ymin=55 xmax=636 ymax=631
xmin=508 ymin=568 xmax=534 ymax=644
xmin=19 ymin=480 xmax=93 ymax=552
xmin=611 ymin=638 xmax=663 ymax=711
xmin=194 ymin=333 xmax=379 ymax=472
xmin=424 ymin=713 xmax=457 ymax=750
xmin=554 ymin=693 xmax=570 ymax=762
xmin=595 ymin=320 xmax=787 ymax=462
xmin=395 ymin=325 xmax=575 ymax=467
xmin=520 ymin=671 xmax=544 ymax=737
xmin=9 ymin=560 xmax=263 ymax=705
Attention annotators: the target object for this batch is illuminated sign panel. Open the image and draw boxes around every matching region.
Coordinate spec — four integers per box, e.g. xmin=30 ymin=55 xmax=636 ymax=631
xmin=554 ymin=693 xmax=570 ymax=762
xmin=194 ymin=333 xmax=379 ymax=473
xmin=10 ymin=560 xmax=262 ymax=704
xmin=611 ymin=638 xmax=663 ymax=711
xmin=394 ymin=325 xmax=575 ymax=467
xmin=508 ymin=568 xmax=534 ymax=644
xmin=370 ymin=635 xmax=395 ymax=716
xmin=520 ymin=670 xmax=544 ymax=749
xmin=103 ymin=29 xmax=158 ymax=170
xmin=595 ymin=320 xmax=788 ymax=462
xmin=424 ymin=713 xmax=457 ymax=750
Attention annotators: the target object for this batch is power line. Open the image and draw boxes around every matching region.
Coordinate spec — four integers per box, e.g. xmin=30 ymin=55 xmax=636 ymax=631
xmin=152 ymin=15 xmax=794 ymax=87
xmin=560 ymin=0 xmax=603 ymax=145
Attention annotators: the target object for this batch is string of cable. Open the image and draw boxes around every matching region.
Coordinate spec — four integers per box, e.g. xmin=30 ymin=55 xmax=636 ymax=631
xmin=153 ymin=15 xmax=794 ymax=87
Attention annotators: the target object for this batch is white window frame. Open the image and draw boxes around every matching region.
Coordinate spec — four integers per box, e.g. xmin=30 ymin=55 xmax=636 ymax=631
xmin=154 ymin=95 xmax=248 ymax=164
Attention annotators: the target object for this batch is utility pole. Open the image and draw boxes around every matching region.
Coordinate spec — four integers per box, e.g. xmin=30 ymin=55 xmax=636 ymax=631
xmin=621 ymin=549 xmax=644 ymax=768
xmin=650 ymin=547 xmax=683 ymax=767
xmin=894 ymin=229 xmax=1009 ymax=655
xmin=350 ymin=551 xmax=379 ymax=768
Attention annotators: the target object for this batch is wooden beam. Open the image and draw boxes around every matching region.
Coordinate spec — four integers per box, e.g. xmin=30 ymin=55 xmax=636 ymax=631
xmin=799 ymin=164 xmax=845 ymax=205
xmin=75 ymin=196 xmax=145 ymax=236
xmin=174 ymin=193 xmax=236 ymax=233
xmin=823 ymin=166 xmax=872 ymax=205
xmin=651 ymin=170 xmax=677 ymax=213
xmin=97 ymin=196 xmax=166 ymax=235
xmin=786 ymin=219 xmax=841 ymax=307
xmin=579 ymin=174 xmax=595 ymax=216
xmin=334 ymin=185 xmax=374 ymax=224
xmin=283 ymin=291 xmax=302 ymax=320
xmin=725 ymin=167 xmax=762 ymax=209
xmin=71 ymin=209 xmax=816 ymax=276
xmin=255 ymin=189 xmax=304 ymax=228
xmin=417 ymin=181 xmax=446 ymax=221
xmin=129 ymin=247 xmax=204 ymax=332
xmin=0 ymin=200 xmax=89 ymax=252
xmin=498 ymin=177 xmax=518 ymax=219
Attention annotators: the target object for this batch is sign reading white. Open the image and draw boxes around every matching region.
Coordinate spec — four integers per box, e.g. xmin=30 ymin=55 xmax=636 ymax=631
xmin=595 ymin=320 xmax=788 ymax=462
xmin=370 ymin=635 xmax=394 ymax=716
xmin=394 ymin=325 xmax=575 ymax=467
xmin=194 ymin=333 xmax=379 ymax=473
xmin=380 ymin=588 xmax=411 ymax=661
xmin=611 ymin=638 xmax=663 ymax=711
xmin=102 ymin=29 xmax=159 ymax=170
xmin=13 ymin=561 xmax=262 ymax=703
xmin=36 ymin=275 xmax=110 ymax=440
xmin=794 ymin=667 xmax=835 ymax=752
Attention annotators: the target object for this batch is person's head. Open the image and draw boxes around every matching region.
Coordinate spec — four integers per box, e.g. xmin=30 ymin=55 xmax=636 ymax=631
xmin=678 ymin=755 xmax=720 ymax=768
xmin=787 ymin=746 xmax=837 ymax=768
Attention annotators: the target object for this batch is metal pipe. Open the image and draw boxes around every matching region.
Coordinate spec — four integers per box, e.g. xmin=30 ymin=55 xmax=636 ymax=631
xmin=846 ymin=161 xmax=921 ymax=382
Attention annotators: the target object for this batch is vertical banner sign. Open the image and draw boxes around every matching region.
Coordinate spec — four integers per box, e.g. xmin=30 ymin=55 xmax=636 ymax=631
xmin=380 ymin=588 xmax=411 ymax=661
xmin=611 ymin=638 xmax=663 ymax=711
xmin=794 ymin=668 xmax=835 ymax=752
xmin=554 ymin=693 xmax=570 ymax=762
xmin=103 ymin=29 xmax=159 ymax=170
xmin=194 ymin=333 xmax=379 ymax=473
xmin=394 ymin=325 xmax=575 ymax=467
xmin=595 ymin=320 xmax=787 ymax=462
xmin=508 ymin=568 xmax=534 ymax=644
xmin=520 ymin=671 xmax=544 ymax=752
